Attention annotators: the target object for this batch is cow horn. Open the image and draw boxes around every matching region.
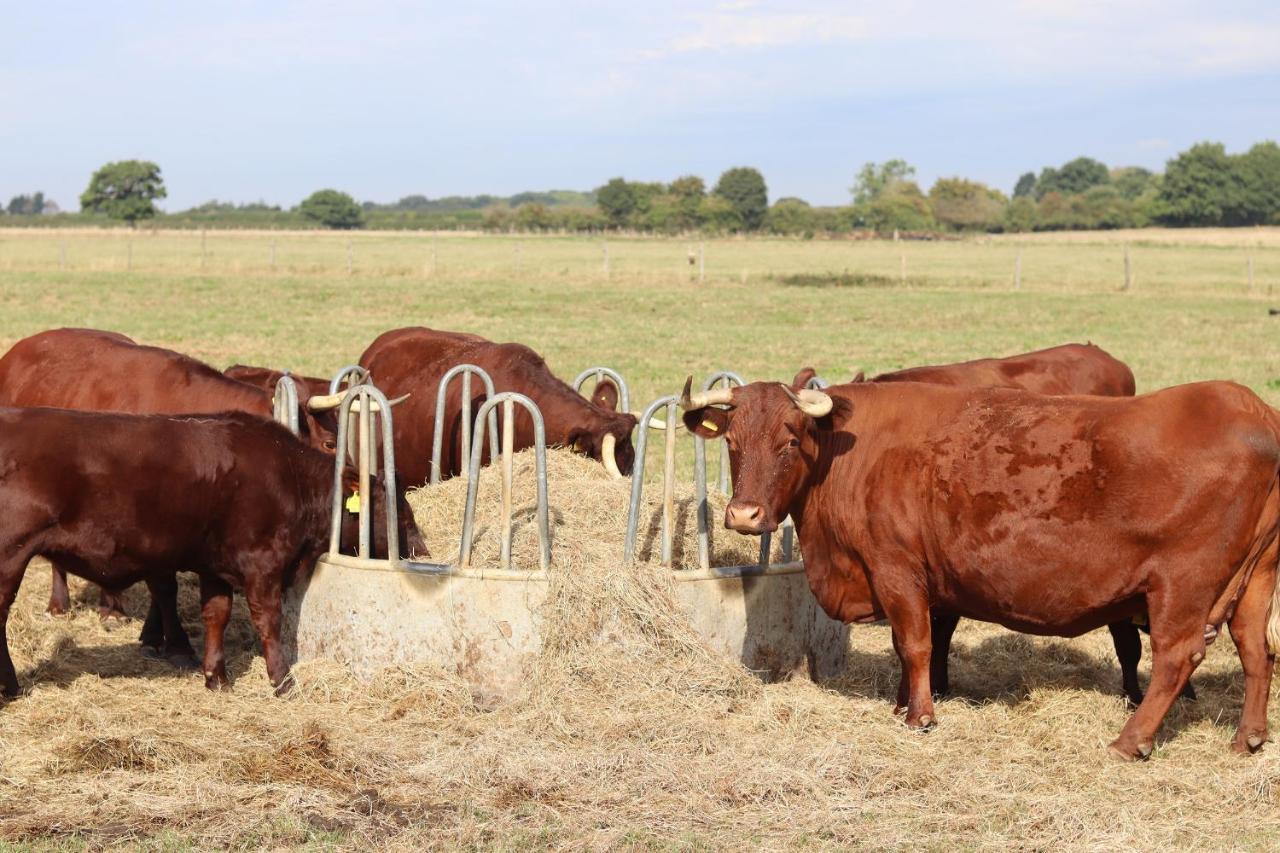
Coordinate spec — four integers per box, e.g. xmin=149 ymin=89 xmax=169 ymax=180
xmin=678 ymin=376 xmax=735 ymax=410
xmin=307 ymin=392 xmax=410 ymax=413
xmin=601 ymin=433 xmax=623 ymax=478
xmin=781 ymin=384 xmax=833 ymax=418
xmin=629 ymin=411 xmax=683 ymax=431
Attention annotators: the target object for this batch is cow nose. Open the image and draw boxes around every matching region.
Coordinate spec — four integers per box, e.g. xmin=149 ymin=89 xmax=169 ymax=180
xmin=725 ymin=501 xmax=767 ymax=534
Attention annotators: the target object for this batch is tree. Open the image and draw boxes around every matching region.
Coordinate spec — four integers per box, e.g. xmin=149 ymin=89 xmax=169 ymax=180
xmin=298 ymin=189 xmax=364 ymax=229
xmin=1012 ymin=172 xmax=1037 ymax=198
xmin=862 ymin=181 xmax=934 ymax=232
xmin=80 ymin=160 xmax=166 ymax=224
xmin=929 ymin=178 xmax=1007 ymax=231
xmin=697 ymin=194 xmax=742 ymax=233
xmin=1154 ymin=142 xmax=1240 ymax=226
xmin=1111 ymin=167 xmax=1154 ymax=200
xmin=595 ymin=178 xmax=636 ymax=228
xmin=713 ymin=167 xmax=768 ymax=231
xmin=1004 ymin=197 xmax=1038 ymax=232
xmin=850 ymin=159 xmax=916 ymax=206
xmin=1035 ymin=157 xmax=1109 ymax=199
xmin=765 ymin=198 xmax=816 ymax=235
xmin=1236 ymin=141 xmax=1280 ymax=226
xmin=669 ymin=175 xmax=706 ymax=229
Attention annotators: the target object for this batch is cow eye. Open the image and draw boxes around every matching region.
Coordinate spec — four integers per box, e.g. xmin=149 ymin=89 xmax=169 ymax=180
xmin=786 ymin=437 xmax=800 ymax=449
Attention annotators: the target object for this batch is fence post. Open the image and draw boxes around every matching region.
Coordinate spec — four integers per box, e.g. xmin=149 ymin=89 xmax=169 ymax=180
xmin=1122 ymin=246 xmax=1132 ymax=291
xmin=899 ymin=252 xmax=906 ymax=284
xmin=515 ymin=243 xmax=522 ymax=274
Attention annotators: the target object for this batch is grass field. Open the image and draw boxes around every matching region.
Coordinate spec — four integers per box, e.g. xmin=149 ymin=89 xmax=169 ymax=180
xmin=1 ymin=227 xmax=1279 ymax=849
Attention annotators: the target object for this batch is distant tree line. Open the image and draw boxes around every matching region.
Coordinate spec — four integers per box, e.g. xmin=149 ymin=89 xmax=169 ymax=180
xmin=5 ymin=140 xmax=1277 ymax=234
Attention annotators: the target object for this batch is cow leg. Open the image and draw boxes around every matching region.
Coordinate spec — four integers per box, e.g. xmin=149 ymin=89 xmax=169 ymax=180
xmin=1131 ymin=619 xmax=1197 ymax=701
xmin=96 ymin=584 xmax=129 ymax=621
xmin=1227 ymin=555 xmax=1275 ymax=755
xmin=47 ymin=563 xmax=71 ymax=616
xmin=0 ymin=559 xmax=30 ymax=698
xmin=929 ymin=609 xmax=961 ymax=697
xmin=141 ymin=576 xmax=197 ymax=669
xmin=241 ymin=571 xmax=291 ymax=695
xmin=1108 ymin=621 xmax=1144 ymax=706
xmin=878 ymin=586 xmax=935 ymax=729
xmin=1108 ymin=592 xmax=1206 ymax=760
xmin=199 ymin=576 xmax=233 ymax=690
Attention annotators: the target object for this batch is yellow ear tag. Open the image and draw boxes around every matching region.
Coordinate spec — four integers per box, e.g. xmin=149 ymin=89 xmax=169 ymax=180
xmin=701 ymin=420 xmax=719 ymax=432
xmin=345 ymin=490 xmax=362 ymax=513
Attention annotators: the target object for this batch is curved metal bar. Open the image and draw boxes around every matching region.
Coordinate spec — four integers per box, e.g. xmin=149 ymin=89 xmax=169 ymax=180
xmin=328 ymin=364 xmax=370 ymax=395
xmin=271 ymin=375 xmax=300 ymax=436
xmin=458 ymin=392 xmax=550 ymax=571
xmin=430 ymin=363 xmax=500 ymax=485
xmin=623 ymin=394 xmax=680 ymax=565
xmin=327 ymin=384 xmax=402 ymax=566
xmin=700 ymin=371 xmax=746 ymax=494
xmin=806 ymin=376 xmax=830 ymax=390
xmin=572 ymin=366 xmax=630 ymax=414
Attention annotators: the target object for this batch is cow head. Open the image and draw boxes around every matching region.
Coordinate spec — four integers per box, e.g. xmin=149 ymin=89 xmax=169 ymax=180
xmin=337 ymin=468 xmax=428 ymax=560
xmin=680 ymin=376 xmax=838 ymax=535
xmin=306 ymin=391 xmax=409 ymax=462
xmin=567 ymin=413 xmax=638 ymax=477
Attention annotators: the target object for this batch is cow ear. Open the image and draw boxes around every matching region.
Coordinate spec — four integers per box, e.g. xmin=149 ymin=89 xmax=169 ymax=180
xmin=340 ymin=467 xmax=359 ymax=495
xmin=682 ymin=406 xmax=731 ymax=439
xmin=592 ymin=380 xmax=620 ymax=412
xmin=809 ymin=398 xmax=852 ymax=433
xmin=791 ymin=367 xmax=817 ymax=388
xmin=851 ymin=371 xmax=866 ymax=383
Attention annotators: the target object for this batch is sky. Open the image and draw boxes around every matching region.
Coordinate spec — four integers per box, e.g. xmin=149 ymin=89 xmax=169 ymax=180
xmin=2 ymin=0 xmax=1278 ymax=211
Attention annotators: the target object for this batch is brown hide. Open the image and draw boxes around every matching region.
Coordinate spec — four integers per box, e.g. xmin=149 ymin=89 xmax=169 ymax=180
xmin=0 ymin=408 xmax=424 ymax=697
xmin=684 ymin=380 xmax=1280 ymax=756
xmin=870 ymin=342 xmax=1136 ymax=396
xmin=0 ymin=329 xmax=337 ymax=451
xmin=358 ymin=327 xmax=637 ymax=485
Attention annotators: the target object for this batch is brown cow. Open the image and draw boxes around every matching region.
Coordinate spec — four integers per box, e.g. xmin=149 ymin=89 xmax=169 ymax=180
xmin=358 ymin=327 xmax=639 ymax=486
xmin=0 ymin=329 xmax=345 ymax=638
xmin=796 ymin=344 xmax=1176 ymax=705
xmin=223 ymin=364 xmax=335 ymax=398
xmin=0 ymin=408 xmax=425 ymax=698
xmin=868 ymin=342 xmax=1136 ymax=396
xmin=681 ymin=378 xmax=1280 ymax=759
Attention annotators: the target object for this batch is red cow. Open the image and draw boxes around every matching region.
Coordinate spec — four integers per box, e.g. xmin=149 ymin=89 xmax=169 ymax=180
xmin=797 ymin=344 xmax=1172 ymax=704
xmin=0 ymin=408 xmax=425 ymax=698
xmin=358 ymin=327 xmax=639 ymax=486
xmin=0 ymin=329 xmax=347 ymax=647
xmin=681 ymin=378 xmax=1280 ymax=759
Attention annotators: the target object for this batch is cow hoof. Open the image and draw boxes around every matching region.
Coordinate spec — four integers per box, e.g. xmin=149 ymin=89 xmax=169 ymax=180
xmin=1232 ymin=732 xmax=1268 ymax=755
xmin=98 ymin=608 xmax=129 ymax=622
xmin=139 ymin=644 xmax=164 ymax=661
xmin=1204 ymin=625 xmax=1218 ymax=644
xmin=45 ymin=606 xmax=68 ymax=618
xmin=204 ymin=672 xmax=230 ymax=691
xmin=907 ymin=714 xmax=935 ymax=730
xmin=1179 ymin=683 xmax=1198 ymax=702
xmin=1108 ymin=739 xmax=1154 ymax=761
xmin=892 ymin=703 xmax=907 ymax=716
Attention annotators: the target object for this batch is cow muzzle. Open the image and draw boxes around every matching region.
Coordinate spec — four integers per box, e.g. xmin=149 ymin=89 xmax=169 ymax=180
xmin=724 ymin=501 xmax=773 ymax=535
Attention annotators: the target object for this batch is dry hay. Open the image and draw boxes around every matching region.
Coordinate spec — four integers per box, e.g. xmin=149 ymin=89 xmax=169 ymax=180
xmin=1 ymin=448 xmax=1279 ymax=848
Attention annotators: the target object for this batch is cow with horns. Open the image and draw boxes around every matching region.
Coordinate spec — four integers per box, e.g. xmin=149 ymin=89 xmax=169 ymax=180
xmin=799 ymin=343 xmax=1186 ymax=705
xmin=680 ymin=376 xmax=1280 ymax=759
xmin=357 ymin=327 xmax=663 ymax=486
xmin=0 ymin=329 xmax=397 ymax=660
xmin=0 ymin=407 xmax=425 ymax=699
